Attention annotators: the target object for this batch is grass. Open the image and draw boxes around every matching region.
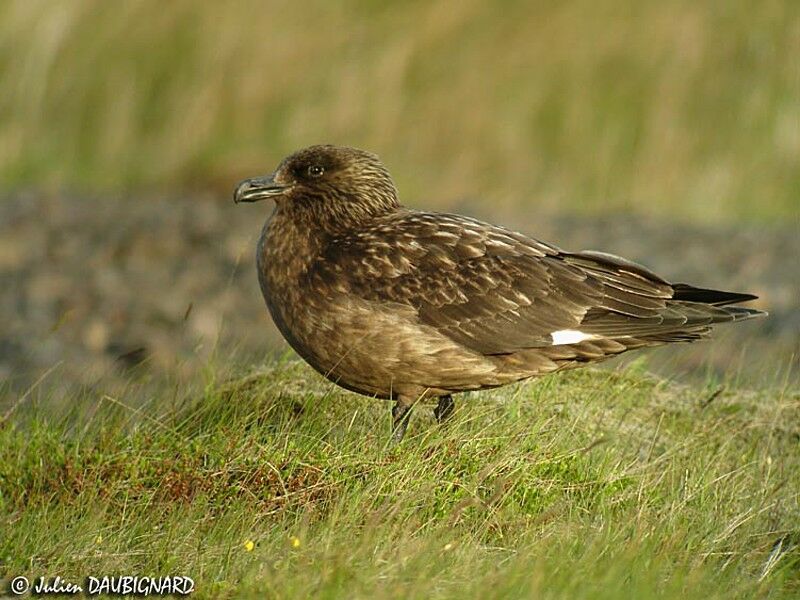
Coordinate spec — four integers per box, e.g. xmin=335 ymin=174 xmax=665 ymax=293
xmin=2 ymin=359 xmax=799 ymax=598
xmin=2 ymin=1 xmax=800 ymax=224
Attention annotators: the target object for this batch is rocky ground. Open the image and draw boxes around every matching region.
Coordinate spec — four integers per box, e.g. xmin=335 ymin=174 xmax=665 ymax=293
xmin=1 ymin=191 xmax=797 ymax=396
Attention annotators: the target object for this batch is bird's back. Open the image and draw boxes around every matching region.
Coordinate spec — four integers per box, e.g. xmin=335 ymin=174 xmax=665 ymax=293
xmin=301 ymin=209 xmax=764 ymax=385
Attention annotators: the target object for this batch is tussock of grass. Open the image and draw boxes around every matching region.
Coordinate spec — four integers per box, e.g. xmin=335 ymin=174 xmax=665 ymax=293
xmin=1 ymin=361 xmax=799 ymax=598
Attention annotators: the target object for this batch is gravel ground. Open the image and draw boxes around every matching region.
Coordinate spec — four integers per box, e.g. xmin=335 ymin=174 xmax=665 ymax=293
xmin=1 ymin=191 xmax=797 ymax=394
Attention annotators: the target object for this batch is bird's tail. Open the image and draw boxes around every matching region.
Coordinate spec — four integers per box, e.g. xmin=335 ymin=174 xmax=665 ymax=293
xmin=574 ymin=282 xmax=766 ymax=349
xmin=670 ymin=283 xmax=767 ymax=321
xmin=672 ymin=283 xmax=758 ymax=307
xmin=625 ymin=284 xmax=767 ymax=346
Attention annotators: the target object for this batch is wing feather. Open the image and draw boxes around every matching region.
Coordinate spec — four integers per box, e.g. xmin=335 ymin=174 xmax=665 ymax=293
xmin=310 ymin=211 xmax=763 ymax=358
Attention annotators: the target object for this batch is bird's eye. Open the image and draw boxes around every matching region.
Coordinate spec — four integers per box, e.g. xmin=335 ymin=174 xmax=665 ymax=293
xmin=307 ymin=165 xmax=324 ymax=178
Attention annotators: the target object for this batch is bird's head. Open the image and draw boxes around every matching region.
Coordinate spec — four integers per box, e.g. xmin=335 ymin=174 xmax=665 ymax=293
xmin=234 ymin=145 xmax=399 ymax=227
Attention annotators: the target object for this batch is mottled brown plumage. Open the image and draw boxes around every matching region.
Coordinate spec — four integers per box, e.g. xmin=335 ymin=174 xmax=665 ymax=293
xmin=234 ymin=145 xmax=766 ymax=441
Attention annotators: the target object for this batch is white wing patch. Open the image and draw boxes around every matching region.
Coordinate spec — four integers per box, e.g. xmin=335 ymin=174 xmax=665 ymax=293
xmin=550 ymin=329 xmax=599 ymax=345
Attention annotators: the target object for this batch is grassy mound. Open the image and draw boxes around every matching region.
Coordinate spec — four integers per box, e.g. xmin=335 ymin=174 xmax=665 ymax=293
xmin=1 ymin=361 xmax=799 ymax=598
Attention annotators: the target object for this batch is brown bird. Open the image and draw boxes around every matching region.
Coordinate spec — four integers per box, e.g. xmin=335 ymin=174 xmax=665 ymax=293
xmin=234 ymin=145 xmax=766 ymax=441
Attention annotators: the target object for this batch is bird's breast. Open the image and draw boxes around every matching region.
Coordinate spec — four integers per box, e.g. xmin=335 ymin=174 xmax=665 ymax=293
xmin=257 ymin=214 xmax=319 ymax=325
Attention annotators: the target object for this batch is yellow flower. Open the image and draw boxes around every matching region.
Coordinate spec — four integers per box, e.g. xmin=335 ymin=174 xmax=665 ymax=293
xmin=289 ymin=536 xmax=301 ymax=549
xmin=95 ymin=535 xmax=103 ymax=544
xmin=243 ymin=540 xmax=255 ymax=552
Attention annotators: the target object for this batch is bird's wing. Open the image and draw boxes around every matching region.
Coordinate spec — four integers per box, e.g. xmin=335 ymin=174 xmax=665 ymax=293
xmin=310 ymin=211 xmax=752 ymax=356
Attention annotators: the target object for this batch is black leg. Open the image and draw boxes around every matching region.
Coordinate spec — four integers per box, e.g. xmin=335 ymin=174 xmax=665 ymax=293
xmin=433 ymin=394 xmax=455 ymax=424
xmin=391 ymin=401 xmax=413 ymax=443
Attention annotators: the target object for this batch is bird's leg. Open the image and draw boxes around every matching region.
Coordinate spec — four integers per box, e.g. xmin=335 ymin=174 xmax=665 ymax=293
xmin=391 ymin=400 xmax=414 ymax=443
xmin=433 ymin=394 xmax=455 ymax=424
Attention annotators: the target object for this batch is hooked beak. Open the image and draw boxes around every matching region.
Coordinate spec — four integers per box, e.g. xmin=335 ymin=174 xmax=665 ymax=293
xmin=233 ymin=173 xmax=290 ymax=203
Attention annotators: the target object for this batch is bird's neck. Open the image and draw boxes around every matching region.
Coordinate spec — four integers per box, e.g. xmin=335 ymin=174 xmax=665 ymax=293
xmin=281 ymin=192 xmax=400 ymax=235
xmin=258 ymin=198 xmax=403 ymax=284
xmin=258 ymin=206 xmax=324 ymax=281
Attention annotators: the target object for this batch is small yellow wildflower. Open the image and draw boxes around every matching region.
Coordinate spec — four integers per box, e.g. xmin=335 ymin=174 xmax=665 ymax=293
xmin=289 ymin=536 xmax=301 ymax=549
xmin=95 ymin=535 xmax=103 ymax=544
xmin=243 ymin=540 xmax=255 ymax=552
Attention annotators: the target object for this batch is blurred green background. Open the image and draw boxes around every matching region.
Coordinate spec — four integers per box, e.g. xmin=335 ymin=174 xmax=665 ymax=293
xmin=2 ymin=0 xmax=799 ymax=223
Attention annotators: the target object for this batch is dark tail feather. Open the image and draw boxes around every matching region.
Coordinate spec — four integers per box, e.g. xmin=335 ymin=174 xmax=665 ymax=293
xmin=672 ymin=283 xmax=759 ymax=307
